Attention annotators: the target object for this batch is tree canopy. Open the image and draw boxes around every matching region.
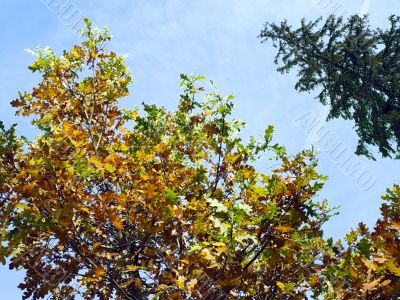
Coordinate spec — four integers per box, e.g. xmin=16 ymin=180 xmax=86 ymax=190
xmin=259 ymin=15 xmax=400 ymax=159
xmin=0 ymin=19 xmax=400 ymax=300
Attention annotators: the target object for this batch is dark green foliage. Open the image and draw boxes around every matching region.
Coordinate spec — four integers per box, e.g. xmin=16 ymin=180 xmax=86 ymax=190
xmin=260 ymin=15 xmax=400 ymax=159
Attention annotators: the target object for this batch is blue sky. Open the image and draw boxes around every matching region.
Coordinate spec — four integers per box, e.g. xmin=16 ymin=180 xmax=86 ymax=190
xmin=1 ymin=0 xmax=400 ymax=298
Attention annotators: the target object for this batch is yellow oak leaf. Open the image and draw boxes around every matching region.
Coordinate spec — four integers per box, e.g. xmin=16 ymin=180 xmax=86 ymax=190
xmin=276 ymin=281 xmax=285 ymax=291
xmin=200 ymin=248 xmax=218 ymax=268
xmin=274 ymin=225 xmax=295 ymax=233
xmin=187 ymin=278 xmax=198 ymax=295
xmin=175 ymin=275 xmax=186 ymax=290
xmin=124 ymin=265 xmax=141 ymax=272
xmin=362 ymin=258 xmax=377 ymax=271
xmin=94 ymin=266 xmax=106 ymax=277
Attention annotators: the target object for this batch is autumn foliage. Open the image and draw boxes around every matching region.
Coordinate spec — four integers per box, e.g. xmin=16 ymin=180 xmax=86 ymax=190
xmin=0 ymin=19 xmax=400 ymax=299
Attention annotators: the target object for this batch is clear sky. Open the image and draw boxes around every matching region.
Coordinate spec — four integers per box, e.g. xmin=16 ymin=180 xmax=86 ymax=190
xmin=1 ymin=0 xmax=400 ymax=298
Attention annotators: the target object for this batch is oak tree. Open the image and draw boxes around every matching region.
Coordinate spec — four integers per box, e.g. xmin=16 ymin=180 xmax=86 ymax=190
xmin=322 ymin=185 xmax=400 ymax=299
xmin=0 ymin=20 xmax=334 ymax=299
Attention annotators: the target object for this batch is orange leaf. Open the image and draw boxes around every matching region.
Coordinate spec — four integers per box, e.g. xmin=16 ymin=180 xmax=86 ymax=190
xmin=93 ymin=242 xmax=101 ymax=250
xmin=109 ymin=212 xmax=123 ymax=230
xmin=94 ymin=266 xmax=106 ymax=277
xmin=362 ymin=278 xmax=381 ymax=291
xmin=10 ymin=99 xmax=24 ymax=107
